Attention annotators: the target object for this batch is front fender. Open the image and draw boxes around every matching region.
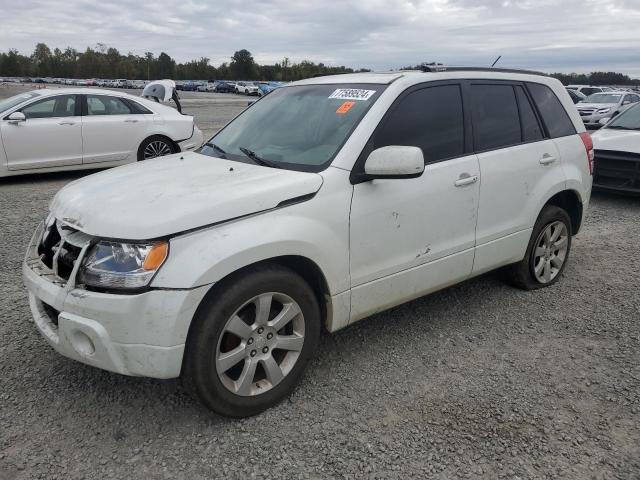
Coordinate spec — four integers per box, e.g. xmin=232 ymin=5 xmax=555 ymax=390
xmin=151 ymin=178 xmax=352 ymax=294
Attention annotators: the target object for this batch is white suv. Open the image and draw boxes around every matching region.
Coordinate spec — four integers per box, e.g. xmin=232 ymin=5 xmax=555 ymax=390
xmin=24 ymin=68 xmax=593 ymax=417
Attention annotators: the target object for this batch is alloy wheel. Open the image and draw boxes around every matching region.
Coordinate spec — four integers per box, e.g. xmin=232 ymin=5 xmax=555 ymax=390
xmin=215 ymin=292 xmax=305 ymax=397
xmin=532 ymin=220 xmax=569 ymax=284
xmin=143 ymin=140 xmax=173 ymax=159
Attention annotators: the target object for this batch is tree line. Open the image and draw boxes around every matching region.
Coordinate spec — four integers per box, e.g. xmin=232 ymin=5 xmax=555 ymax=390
xmin=0 ymin=43 xmax=368 ymax=81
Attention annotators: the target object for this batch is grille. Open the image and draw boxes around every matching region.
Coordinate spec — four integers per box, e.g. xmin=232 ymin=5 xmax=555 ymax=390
xmin=36 ymin=219 xmax=89 ymax=282
xmin=578 ymin=108 xmax=595 ymax=116
xmin=593 ymin=150 xmax=640 ymax=193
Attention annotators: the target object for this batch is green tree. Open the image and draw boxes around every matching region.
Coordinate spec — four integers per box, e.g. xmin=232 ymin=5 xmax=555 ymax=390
xmin=230 ymin=49 xmax=257 ymax=80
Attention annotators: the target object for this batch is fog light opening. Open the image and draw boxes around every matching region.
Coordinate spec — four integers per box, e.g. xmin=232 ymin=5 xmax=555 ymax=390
xmin=71 ymin=331 xmax=95 ymax=356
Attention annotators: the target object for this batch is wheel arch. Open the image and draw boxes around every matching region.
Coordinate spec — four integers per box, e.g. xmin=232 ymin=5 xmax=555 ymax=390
xmin=542 ymin=189 xmax=583 ymax=235
xmin=180 ymin=255 xmax=333 ymax=376
xmin=137 ymin=134 xmax=180 ymax=160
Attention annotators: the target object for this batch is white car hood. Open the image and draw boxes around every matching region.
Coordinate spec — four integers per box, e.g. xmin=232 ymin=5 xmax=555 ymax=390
xmin=50 ymin=152 xmax=323 ymax=239
xmin=592 ymin=128 xmax=640 ymax=154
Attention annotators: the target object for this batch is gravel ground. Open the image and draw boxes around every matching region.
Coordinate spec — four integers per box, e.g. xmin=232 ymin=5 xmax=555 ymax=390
xmin=1 ymin=84 xmax=639 ymax=479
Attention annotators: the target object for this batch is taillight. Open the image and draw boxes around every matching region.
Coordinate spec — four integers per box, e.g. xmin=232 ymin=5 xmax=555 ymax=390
xmin=579 ymin=132 xmax=594 ymax=175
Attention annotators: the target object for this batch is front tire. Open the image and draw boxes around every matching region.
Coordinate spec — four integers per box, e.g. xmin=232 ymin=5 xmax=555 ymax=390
xmin=183 ymin=265 xmax=321 ymax=417
xmin=504 ymin=205 xmax=572 ymax=290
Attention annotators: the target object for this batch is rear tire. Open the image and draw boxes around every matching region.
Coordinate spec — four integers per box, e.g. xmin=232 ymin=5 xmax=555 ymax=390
xmin=504 ymin=205 xmax=572 ymax=290
xmin=137 ymin=135 xmax=176 ymax=161
xmin=183 ymin=264 xmax=321 ymax=417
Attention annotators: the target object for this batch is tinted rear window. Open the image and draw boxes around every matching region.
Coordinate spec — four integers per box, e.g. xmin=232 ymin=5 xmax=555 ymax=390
xmin=470 ymin=84 xmax=521 ymax=151
xmin=527 ymin=83 xmax=576 ymax=138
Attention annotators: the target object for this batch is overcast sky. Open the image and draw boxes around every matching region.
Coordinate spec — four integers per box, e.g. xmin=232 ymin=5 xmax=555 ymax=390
xmin=2 ymin=0 xmax=640 ymax=76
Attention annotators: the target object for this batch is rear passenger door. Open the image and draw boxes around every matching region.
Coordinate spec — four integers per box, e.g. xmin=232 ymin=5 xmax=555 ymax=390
xmin=349 ymin=82 xmax=480 ymax=322
xmin=469 ymin=82 xmax=566 ymax=275
xmin=81 ymin=94 xmax=150 ymax=164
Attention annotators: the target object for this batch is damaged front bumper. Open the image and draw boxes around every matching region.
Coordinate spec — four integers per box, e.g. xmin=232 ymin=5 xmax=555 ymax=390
xmin=23 ymin=221 xmax=210 ymax=379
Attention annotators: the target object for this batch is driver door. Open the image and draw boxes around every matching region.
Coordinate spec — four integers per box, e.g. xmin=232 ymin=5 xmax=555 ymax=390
xmin=349 ymin=83 xmax=480 ymax=323
xmin=2 ymin=94 xmax=82 ymax=170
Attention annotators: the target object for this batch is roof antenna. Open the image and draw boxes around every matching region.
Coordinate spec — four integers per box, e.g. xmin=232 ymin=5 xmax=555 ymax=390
xmin=491 ymin=56 xmax=502 ymax=67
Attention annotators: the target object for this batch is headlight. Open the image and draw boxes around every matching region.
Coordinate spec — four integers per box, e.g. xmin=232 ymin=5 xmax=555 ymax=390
xmin=79 ymin=240 xmax=168 ymax=290
xmin=596 ymin=107 xmax=611 ymax=114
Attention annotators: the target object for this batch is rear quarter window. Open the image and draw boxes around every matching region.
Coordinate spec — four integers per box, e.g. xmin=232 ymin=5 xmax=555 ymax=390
xmin=527 ymin=83 xmax=576 ymax=138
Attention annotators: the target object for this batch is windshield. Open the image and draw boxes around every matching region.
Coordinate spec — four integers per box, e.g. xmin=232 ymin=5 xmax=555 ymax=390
xmin=606 ymin=103 xmax=640 ymax=130
xmin=199 ymin=83 xmax=384 ymax=171
xmin=582 ymin=94 xmax=622 ymax=104
xmin=0 ymin=91 xmax=41 ymax=114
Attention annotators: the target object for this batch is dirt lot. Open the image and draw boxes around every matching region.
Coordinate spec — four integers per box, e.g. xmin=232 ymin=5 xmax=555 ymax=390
xmin=0 ymin=84 xmax=639 ymax=480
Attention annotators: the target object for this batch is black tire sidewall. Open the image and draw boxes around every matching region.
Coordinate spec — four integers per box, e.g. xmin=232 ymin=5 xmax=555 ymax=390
xmin=185 ymin=265 xmax=320 ymax=417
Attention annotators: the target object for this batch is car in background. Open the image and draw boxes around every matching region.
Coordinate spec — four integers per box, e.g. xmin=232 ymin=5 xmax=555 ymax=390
xmin=197 ymin=82 xmax=217 ymax=92
xmin=591 ymin=103 xmax=640 ymax=194
xmin=566 ymin=88 xmax=586 ymax=104
xmin=257 ymin=81 xmax=285 ymax=97
xmin=567 ymin=85 xmax=608 ymax=96
xmin=214 ymin=81 xmax=235 ymax=93
xmin=576 ymin=92 xmax=640 ymax=128
xmin=0 ymin=87 xmax=203 ymax=177
xmin=235 ymin=81 xmax=259 ymax=95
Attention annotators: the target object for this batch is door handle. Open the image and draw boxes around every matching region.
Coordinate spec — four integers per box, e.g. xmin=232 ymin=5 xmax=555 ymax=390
xmin=58 ymin=121 xmax=76 ymax=125
xmin=124 ymin=119 xmax=139 ymax=123
xmin=454 ymin=174 xmax=479 ymax=187
xmin=539 ymin=154 xmax=557 ymax=165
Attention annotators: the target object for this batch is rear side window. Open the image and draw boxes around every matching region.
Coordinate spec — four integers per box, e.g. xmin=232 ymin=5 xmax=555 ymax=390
xmin=470 ymin=84 xmax=520 ymax=151
xmin=515 ymin=86 xmax=543 ymax=142
xmin=374 ymin=84 xmax=464 ymax=163
xmin=86 ymin=95 xmax=133 ymax=116
xmin=527 ymin=83 xmax=576 ymax=138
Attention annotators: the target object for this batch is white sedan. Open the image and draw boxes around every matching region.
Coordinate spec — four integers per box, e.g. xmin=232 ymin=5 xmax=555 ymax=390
xmin=0 ymin=88 xmax=203 ymax=177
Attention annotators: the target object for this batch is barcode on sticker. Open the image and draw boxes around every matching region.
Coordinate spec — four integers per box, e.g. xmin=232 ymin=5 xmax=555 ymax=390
xmin=328 ymin=89 xmax=376 ymax=101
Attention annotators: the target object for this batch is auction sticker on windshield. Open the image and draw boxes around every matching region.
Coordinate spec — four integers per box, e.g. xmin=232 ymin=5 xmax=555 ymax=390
xmin=328 ymin=89 xmax=376 ymax=101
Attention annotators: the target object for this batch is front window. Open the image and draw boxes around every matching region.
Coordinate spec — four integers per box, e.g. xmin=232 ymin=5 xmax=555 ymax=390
xmin=582 ymin=94 xmax=622 ymax=104
xmin=0 ymin=91 xmax=41 ymax=115
xmin=606 ymin=103 xmax=640 ymax=130
xmin=199 ymin=83 xmax=385 ymax=171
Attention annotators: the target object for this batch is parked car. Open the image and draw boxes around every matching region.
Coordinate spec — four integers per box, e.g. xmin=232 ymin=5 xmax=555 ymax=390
xmin=257 ymin=81 xmax=285 ymax=97
xmin=214 ymin=81 xmax=235 ymax=93
xmin=566 ymin=88 xmax=586 ymax=104
xmin=0 ymin=87 xmax=203 ymax=177
xmin=576 ymin=91 xmax=640 ymax=128
xmin=235 ymin=81 xmax=259 ymax=95
xmin=23 ymin=68 xmax=592 ymax=417
xmin=591 ymin=103 xmax=640 ymax=194
xmin=567 ymin=85 xmax=607 ymax=96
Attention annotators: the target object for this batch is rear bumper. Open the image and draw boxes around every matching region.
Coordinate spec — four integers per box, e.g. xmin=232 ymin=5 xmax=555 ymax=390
xmin=178 ymin=126 xmax=204 ymax=152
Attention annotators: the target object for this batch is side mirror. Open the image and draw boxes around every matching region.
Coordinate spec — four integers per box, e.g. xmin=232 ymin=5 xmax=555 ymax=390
xmin=363 ymin=146 xmax=424 ymax=179
xmin=7 ymin=111 xmax=26 ymax=123
xmin=622 ymin=100 xmax=631 ymax=105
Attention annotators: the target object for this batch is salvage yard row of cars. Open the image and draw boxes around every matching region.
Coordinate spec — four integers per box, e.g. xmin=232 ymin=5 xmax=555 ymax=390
xmin=0 ymin=76 xmax=286 ymax=96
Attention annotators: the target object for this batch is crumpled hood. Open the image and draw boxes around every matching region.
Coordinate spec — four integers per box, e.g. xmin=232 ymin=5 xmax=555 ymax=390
xmin=50 ymin=152 xmax=323 ymax=239
xmin=592 ymin=128 xmax=640 ymax=154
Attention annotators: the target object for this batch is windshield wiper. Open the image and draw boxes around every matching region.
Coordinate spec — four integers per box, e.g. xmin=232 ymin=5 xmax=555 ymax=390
xmin=238 ymin=146 xmax=281 ymax=169
xmin=204 ymin=142 xmax=227 ymax=157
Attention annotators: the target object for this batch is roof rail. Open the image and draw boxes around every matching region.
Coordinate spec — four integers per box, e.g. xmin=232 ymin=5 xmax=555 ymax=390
xmin=419 ymin=65 xmax=549 ymax=77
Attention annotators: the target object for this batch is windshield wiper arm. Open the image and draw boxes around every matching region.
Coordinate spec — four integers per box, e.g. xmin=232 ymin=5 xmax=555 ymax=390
xmin=238 ymin=146 xmax=281 ymax=169
xmin=204 ymin=142 xmax=227 ymax=157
